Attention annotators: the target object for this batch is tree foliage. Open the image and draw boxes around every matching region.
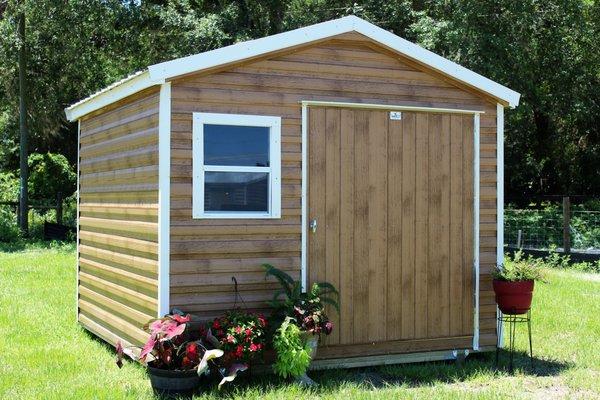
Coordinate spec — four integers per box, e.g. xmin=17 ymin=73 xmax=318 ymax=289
xmin=0 ymin=0 xmax=598 ymax=198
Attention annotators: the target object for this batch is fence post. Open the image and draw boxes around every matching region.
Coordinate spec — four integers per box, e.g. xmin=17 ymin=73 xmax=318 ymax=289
xmin=56 ymin=192 xmax=63 ymax=224
xmin=563 ymin=196 xmax=571 ymax=254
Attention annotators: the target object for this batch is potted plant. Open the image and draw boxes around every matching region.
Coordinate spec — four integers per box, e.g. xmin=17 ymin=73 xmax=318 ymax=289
xmin=263 ymin=264 xmax=338 ymax=384
xmin=492 ymin=251 xmax=545 ymax=314
xmin=202 ymin=309 xmax=267 ymax=382
xmin=115 ymin=312 xmax=242 ymax=397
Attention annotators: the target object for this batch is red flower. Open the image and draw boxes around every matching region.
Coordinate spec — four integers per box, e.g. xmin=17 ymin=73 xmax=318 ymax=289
xmin=186 ymin=342 xmax=200 ymax=363
xmin=249 ymin=343 xmax=258 ymax=352
xmin=212 ymin=320 xmax=221 ymax=330
xmin=245 ymin=328 xmax=253 ymax=337
xmin=235 ymin=345 xmax=244 ymax=358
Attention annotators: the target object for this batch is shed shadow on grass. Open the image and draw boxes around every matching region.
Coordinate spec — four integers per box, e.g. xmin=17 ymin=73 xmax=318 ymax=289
xmin=78 ymin=329 xmax=570 ymax=398
xmin=313 ymin=352 xmax=570 ymax=390
xmin=211 ymin=351 xmax=571 ymax=398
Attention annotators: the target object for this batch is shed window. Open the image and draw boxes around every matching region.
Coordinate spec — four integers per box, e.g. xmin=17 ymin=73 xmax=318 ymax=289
xmin=192 ymin=112 xmax=281 ymax=219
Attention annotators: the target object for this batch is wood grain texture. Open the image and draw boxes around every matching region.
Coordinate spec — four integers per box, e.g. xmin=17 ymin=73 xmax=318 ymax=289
xmin=168 ymin=36 xmax=498 ymax=353
xmin=309 ymin=108 xmax=477 ymax=352
xmin=78 ymin=88 xmax=159 ymax=346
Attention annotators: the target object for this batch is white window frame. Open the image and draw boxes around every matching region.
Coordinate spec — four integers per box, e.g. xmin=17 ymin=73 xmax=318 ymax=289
xmin=192 ymin=112 xmax=281 ymax=219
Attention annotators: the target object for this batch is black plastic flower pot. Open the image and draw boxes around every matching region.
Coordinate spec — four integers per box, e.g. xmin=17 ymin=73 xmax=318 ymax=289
xmin=147 ymin=366 xmax=201 ymax=398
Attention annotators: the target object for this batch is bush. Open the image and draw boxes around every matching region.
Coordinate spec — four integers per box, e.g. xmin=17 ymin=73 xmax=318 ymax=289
xmin=0 ymin=171 xmax=19 ymax=202
xmin=28 ymin=153 xmax=76 ymax=202
xmin=0 ymin=206 xmax=20 ymax=242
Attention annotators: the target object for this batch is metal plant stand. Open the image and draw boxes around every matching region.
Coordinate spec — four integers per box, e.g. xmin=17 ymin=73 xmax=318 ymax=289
xmin=495 ymin=310 xmax=533 ymax=372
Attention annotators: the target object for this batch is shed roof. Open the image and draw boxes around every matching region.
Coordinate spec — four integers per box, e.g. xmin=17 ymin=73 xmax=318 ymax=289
xmin=65 ymin=15 xmax=520 ymax=121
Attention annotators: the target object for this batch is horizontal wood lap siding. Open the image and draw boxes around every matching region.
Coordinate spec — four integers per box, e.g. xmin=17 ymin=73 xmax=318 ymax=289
xmin=169 ymin=34 xmax=498 ymax=349
xmin=78 ymin=88 xmax=160 ymax=346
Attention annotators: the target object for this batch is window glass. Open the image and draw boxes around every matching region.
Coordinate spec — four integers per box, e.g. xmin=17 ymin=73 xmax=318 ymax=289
xmin=204 ymin=124 xmax=270 ymax=167
xmin=204 ymin=172 xmax=269 ymax=212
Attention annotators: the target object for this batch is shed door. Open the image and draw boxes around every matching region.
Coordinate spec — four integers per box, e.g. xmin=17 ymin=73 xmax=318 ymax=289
xmin=307 ymin=106 xmax=475 ymax=350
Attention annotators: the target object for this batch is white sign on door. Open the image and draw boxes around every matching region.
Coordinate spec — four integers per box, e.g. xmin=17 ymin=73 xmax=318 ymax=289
xmin=389 ymin=111 xmax=402 ymax=120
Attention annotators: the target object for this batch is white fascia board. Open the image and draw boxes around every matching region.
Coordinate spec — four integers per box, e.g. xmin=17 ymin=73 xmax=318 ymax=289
xmin=148 ymin=15 xmax=520 ymax=107
xmin=148 ymin=16 xmax=356 ymax=82
xmin=64 ymin=71 xmax=164 ymax=121
xmin=350 ymin=17 xmax=520 ymax=107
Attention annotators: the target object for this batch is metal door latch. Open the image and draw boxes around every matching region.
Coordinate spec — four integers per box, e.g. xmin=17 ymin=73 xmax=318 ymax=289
xmin=309 ymin=219 xmax=317 ymax=233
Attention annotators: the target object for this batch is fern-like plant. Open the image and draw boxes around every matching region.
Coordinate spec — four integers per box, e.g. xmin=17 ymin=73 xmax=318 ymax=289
xmin=263 ymin=264 xmax=339 ymax=336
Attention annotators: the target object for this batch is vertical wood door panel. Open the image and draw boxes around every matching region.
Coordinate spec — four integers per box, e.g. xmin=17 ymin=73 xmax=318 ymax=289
xmin=308 ymin=107 xmax=474 ymax=347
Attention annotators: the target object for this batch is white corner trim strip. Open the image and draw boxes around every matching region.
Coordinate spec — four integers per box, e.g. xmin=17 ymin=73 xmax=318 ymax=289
xmin=300 ymin=104 xmax=308 ymax=292
xmin=473 ymin=113 xmax=481 ymax=351
xmin=76 ymin=120 xmax=81 ymax=322
xmin=157 ymin=82 xmax=171 ymax=317
xmin=496 ymin=103 xmax=505 ymax=348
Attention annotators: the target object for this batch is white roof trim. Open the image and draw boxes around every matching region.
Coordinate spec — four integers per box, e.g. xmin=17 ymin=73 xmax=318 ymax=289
xmin=65 ymin=71 xmax=163 ymax=121
xmin=66 ymin=15 xmax=520 ymax=121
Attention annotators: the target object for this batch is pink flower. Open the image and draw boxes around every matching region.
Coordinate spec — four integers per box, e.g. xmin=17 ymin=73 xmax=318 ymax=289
xmin=323 ymin=321 xmax=334 ymax=335
xmin=234 ymin=326 xmax=242 ymax=334
xmin=258 ymin=314 xmax=267 ymax=327
xmin=226 ymin=334 xmax=235 ymax=343
xmin=249 ymin=343 xmax=258 ymax=352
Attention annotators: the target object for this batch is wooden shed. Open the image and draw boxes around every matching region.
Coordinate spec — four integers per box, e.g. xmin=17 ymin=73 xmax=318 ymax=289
xmin=65 ymin=16 xmax=520 ymax=367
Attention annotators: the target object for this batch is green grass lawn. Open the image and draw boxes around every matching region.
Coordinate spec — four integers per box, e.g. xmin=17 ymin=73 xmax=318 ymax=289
xmin=1 ymin=243 xmax=599 ymax=399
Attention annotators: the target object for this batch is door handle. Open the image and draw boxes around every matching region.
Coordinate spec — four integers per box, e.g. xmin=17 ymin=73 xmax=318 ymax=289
xmin=309 ymin=219 xmax=317 ymax=233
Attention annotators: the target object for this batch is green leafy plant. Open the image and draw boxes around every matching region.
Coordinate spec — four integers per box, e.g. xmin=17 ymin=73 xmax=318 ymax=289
xmin=493 ymin=250 xmax=546 ymax=282
xmin=263 ymin=264 xmax=338 ymax=336
xmin=272 ymin=317 xmax=312 ymax=378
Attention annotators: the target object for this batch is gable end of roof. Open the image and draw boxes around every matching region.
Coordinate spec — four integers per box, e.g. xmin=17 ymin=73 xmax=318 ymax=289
xmin=65 ymin=15 xmax=520 ymax=122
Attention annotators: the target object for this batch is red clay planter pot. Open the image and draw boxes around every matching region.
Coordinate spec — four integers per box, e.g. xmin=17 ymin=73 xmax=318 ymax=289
xmin=493 ymin=280 xmax=535 ymax=315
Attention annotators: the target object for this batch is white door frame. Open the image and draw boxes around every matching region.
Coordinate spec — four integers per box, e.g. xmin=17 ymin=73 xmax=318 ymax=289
xmin=301 ymin=100 xmax=482 ymax=350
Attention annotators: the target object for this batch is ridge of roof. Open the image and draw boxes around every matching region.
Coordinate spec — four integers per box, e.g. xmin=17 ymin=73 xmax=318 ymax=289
xmin=65 ymin=15 xmax=520 ymax=121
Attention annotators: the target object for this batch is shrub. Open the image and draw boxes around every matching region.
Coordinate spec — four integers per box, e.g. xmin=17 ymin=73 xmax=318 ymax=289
xmin=28 ymin=153 xmax=76 ymax=201
xmin=493 ymin=250 xmax=545 ymax=282
xmin=0 ymin=171 xmax=19 ymax=202
xmin=0 ymin=206 xmax=20 ymax=242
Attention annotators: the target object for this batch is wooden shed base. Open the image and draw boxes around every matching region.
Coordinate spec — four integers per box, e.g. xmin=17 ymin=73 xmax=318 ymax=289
xmin=310 ymin=346 xmax=495 ymax=371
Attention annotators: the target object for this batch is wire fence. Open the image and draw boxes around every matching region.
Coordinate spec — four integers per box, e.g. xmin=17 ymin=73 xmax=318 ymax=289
xmin=505 ymin=199 xmax=600 ymax=253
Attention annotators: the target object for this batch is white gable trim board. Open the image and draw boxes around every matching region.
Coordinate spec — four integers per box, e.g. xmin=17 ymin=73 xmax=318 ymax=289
xmin=65 ymin=16 xmax=520 ymax=122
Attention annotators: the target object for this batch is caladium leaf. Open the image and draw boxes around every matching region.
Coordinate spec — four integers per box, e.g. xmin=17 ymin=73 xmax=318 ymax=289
xmin=197 ymin=349 xmax=224 ymax=376
xmin=115 ymin=341 xmax=124 ymax=369
xmin=162 ymin=321 xmax=186 ymax=341
xmin=218 ymin=363 xmax=248 ymax=389
xmin=205 ymin=328 xmax=221 ymax=348
xmin=172 ymin=314 xmax=191 ymax=324
xmin=139 ymin=337 xmax=157 ymax=361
